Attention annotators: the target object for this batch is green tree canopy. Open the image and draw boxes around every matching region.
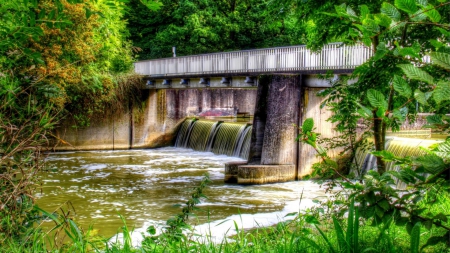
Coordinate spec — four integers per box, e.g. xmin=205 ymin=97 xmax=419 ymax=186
xmin=126 ymin=0 xmax=303 ymax=59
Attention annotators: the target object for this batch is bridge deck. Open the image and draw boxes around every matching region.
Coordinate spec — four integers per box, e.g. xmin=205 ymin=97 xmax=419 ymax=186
xmin=134 ymin=43 xmax=373 ymax=78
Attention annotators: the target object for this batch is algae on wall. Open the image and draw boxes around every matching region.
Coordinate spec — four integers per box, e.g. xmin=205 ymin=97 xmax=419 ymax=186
xmin=54 ymin=88 xmax=258 ymax=150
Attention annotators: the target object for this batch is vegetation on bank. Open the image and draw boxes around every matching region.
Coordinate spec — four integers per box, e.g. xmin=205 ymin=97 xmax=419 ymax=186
xmin=1 ymin=0 xmax=449 ymax=252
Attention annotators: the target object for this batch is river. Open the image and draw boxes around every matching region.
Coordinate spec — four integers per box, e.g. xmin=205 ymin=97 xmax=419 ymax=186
xmin=37 ymin=147 xmax=326 ymax=243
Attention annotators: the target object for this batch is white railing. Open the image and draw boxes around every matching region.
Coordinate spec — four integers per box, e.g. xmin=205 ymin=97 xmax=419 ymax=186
xmin=134 ymin=43 xmax=373 ymax=77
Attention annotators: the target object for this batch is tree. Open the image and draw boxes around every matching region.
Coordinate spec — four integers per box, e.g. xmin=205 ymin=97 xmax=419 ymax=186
xmin=297 ymin=0 xmax=450 ymax=248
xmin=125 ymin=0 xmax=302 ymax=59
xmin=296 ymin=0 xmax=450 ymax=173
xmin=0 ymin=0 xmax=143 ymax=242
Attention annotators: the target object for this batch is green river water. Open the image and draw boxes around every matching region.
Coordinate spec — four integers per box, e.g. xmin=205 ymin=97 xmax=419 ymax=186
xmin=37 ymin=148 xmax=326 ymax=242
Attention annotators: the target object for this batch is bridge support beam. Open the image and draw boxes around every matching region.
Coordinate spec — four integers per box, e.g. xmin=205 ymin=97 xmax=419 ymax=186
xmin=233 ymin=74 xmax=301 ymax=184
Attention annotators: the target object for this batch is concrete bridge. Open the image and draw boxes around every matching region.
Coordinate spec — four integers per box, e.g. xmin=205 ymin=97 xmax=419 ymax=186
xmin=133 ymin=43 xmax=373 ymax=183
xmin=134 ymin=43 xmax=372 ymax=89
xmin=55 ymin=44 xmax=373 ymax=184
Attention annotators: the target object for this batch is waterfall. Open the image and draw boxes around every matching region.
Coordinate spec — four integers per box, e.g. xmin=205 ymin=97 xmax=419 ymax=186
xmin=175 ymin=119 xmax=252 ymax=159
xmin=174 ymin=119 xmax=195 ymax=147
xmin=354 ymin=137 xmax=440 ymax=187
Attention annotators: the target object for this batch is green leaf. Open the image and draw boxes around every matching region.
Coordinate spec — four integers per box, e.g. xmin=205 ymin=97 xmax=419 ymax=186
xmin=381 ymin=2 xmax=401 ymax=21
xmin=377 ymin=199 xmax=390 ymax=211
xmin=376 ymin=107 xmax=386 ymax=118
xmin=414 ymin=89 xmax=429 ymax=105
xmin=373 ymin=42 xmax=389 ymax=61
xmin=415 ymin=154 xmax=446 ymax=174
xmin=393 ymin=107 xmax=408 ymax=121
xmin=393 ymin=75 xmax=412 ymax=98
xmin=357 ymin=103 xmax=373 ymax=119
xmin=332 ymin=216 xmax=347 ymax=252
xmin=411 ymin=10 xmax=427 ymax=22
xmin=398 ymin=46 xmax=420 ymax=58
xmin=410 ymin=222 xmax=421 ymax=253
xmin=302 ymin=118 xmax=314 ymax=132
xmin=426 ymin=114 xmax=443 ymax=124
xmin=416 ymin=0 xmax=428 ymax=7
xmin=398 ymin=64 xmax=434 ymax=84
xmin=421 ymin=233 xmax=450 ymax=251
xmin=346 ymin=6 xmax=358 ymax=21
xmin=305 ymin=215 xmax=320 ymax=224
xmin=367 ymin=89 xmax=386 ymax=108
xmin=147 ymin=225 xmax=156 ymax=235
xmin=324 ymin=159 xmax=338 ymax=169
xmin=436 ymin=27 xmax=450 ymax=37
xmin=429 ymin=52 xmax=450 ymax=69
xmin=362 ymin=36 xmax=372 ymax=47
xmin=433 ymin=81 xmax=450 ymax=104
xmin=362 ymin=18 xmax=380 ymax=33
xmin=372 ymin=150 xmax=397 ymax=161
xmin=374 ymin=13 xmax=393 ymax=27
xmin=359 ymin=5 xmax=370 ymax=19
xmin=395 ymin=0 xmax=418 ymax=14
xmin=317 ymin=145 xmax=327 ymax=156
xmin=430 ymin=39 xmax=445 ymax=49
xmin=424 ymin=4 xmax=441 ymax=22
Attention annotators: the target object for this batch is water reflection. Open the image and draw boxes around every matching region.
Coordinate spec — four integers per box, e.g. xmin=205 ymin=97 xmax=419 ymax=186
xmin=37 ymin=147 xmax=325 ymax=239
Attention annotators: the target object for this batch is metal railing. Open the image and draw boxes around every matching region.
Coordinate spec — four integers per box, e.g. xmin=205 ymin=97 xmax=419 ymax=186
xmin=134 ymin=43 xmax=373 ymax=77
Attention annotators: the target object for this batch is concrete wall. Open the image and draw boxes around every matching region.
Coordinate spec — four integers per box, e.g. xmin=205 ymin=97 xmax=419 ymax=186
xmin=54 ymin=109 xmax=132 ymax=150
xmin=297 ymin=87 xmax=340 ymax=177
xmin=54 ymin=88 xmax=257 ymax=150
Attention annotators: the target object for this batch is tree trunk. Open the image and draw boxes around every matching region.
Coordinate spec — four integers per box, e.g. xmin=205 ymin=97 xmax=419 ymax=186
xmin=373 ymin=110 xmax=386 ymax=174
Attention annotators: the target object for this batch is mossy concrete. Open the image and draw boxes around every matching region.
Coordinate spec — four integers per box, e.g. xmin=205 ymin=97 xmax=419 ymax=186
xmin=237 ymin=165 xmax=296 ymax=184
xmin=53 ymin=88 xmax=257 ymax=150
xmin=224 ymin=161 xmax=248 ymax=183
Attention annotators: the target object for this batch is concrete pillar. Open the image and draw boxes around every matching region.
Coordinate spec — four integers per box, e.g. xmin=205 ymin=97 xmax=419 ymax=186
xmin=235 ymin=75 xmax=301 ymax=184
xmin=247 ymin=79 xmax=269 ymax=164
xmin=259 ymin=75 xmax=301 ymax=165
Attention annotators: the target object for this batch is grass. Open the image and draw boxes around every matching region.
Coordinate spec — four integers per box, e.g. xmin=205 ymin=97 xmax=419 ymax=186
xmin=2 ymin=207 xmax=449 ymax=253
xmin=2 ymin=178 xmax=449 ymax=252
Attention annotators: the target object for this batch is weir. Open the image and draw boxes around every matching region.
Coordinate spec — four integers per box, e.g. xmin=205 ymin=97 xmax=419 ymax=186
xmin=53 ymin=44 xmax=439 ymax=185
xmin=174 ymin=119 xmax=252 ymax=160
xmin=354 ymin=137 xmax=440 ymax=188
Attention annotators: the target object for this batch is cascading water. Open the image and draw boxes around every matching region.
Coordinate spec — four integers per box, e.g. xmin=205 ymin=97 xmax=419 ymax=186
xmin=174 ymin=118 xmax=195 ymax=147
xmin=354 ymin=137 xmax=440 ymax=187
xmin=175 ymin=119 xmax=252 ymax=159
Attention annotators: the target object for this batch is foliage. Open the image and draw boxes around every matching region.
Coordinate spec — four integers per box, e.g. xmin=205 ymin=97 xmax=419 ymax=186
xmin=0 ymin=0 xmax=146 ymax=244
xmin=298 ymin=117 xmax=450 ymax=250
xmin=125 ymin=0 xmax=303 ymax=60
xmin=302 ymin=0 xmax=450 ymax=175
xmin=297 ymin=2 xmax=450 ymax=247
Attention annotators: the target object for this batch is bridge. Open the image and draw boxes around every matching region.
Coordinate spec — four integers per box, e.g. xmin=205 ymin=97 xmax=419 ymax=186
xmin=134 ymin=43 xmax=372 ymax=88
xmin=131 ymin=43 xmax=374 ymax=183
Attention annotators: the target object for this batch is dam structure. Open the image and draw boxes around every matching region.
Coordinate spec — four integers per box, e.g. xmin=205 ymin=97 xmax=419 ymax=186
xmin=56 ymin=43 xmax=374 ymax=184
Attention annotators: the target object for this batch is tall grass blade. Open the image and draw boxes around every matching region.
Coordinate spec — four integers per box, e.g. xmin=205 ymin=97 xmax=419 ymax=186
xmin=354 ymin=206 xmax=360 ymax=253
xmin=314 ymin=224 xmax=337 ymax=253
xmin=410 ymin=222 xmax=421 ymax=253
xmin=333 ymin=215 xmax=347 ymax=252
xmin=346 ymin=198 xmax=355 ymax=252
